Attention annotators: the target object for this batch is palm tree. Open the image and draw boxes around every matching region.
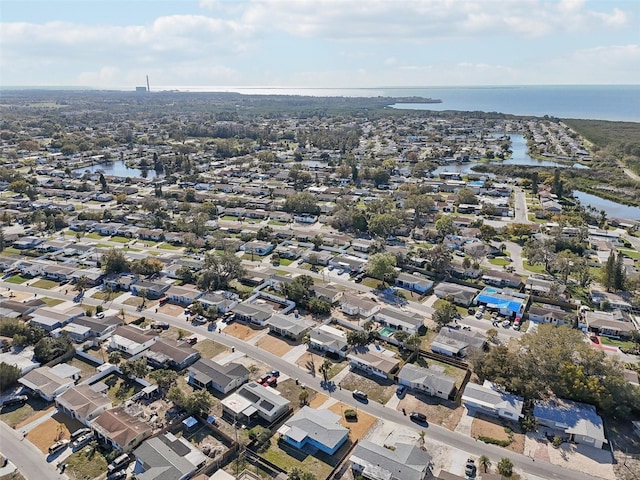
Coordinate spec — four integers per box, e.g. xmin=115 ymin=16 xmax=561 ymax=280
xmin=478 ymin=455 xmax=491 ymax=473
xmin=74 ymin=275 xmax=89 ymax=294
xmin=418 ymin=430 xmax=425 ymax=447
xmin=406 ymin=333 xmax=422 ymax=351
xmin=319 ymin=359 xmax=332 ymax=383
xmin=119 ymin=308 xmax=126 ymax=321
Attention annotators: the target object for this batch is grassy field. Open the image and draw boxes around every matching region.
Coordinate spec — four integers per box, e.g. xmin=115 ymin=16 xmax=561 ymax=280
xmin=91 ymin=290 xmax=124 ymax=301
xmin=31 ymin=279 xmax=58 ymax=289
xmin=523 ymin=261 xmax=546 ymax=273
xmin=488 ymin=257 xmax=511 ymax=266
xmin=42 ymin=297 xmax=65 ymax=307
xmin=4 ymin=275 xmax=30 ymax=284
xmin=0 ymin=398 xmax=52 ymax=428
xmin=109 ymin=236 xmax=130 ymax=243
xmin=278 ymin=258 xmax=293 ymax=266
xmin=65 ymin=446 xmax=108 ymax=480
xmin=157 ymin=243 xmax=181 ymax=250
xmin=600 ymin=336 xmax=636 ymax=350
xmin=193 ymin=339 xmax=229 ymax=360
xmin=268 ymin=220 xmax=288 ymax=226
xmin=618 ymin=248 xmax=640 ymax=260
xmin=104 ymin=374 xmax=143 ymax=403
xmin=85 ymin=232 xmax=102 ymax=239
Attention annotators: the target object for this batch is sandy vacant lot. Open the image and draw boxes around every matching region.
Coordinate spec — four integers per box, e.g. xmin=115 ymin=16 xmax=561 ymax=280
xmin=223 ymin=323 xmax=260 ymax=341
xmin=470 ymin=413 xmax=525 ymax=453
xmin=397 ymin=392 xmax=464 ymax=431
xmin=295 ymin=351 xmax=329 ymax=375
xmin=26 ymin=412 xmax=84 ymax=453
xmin=328 ymin=401 xmax=377 ymax=441
xmin=158 ymin=303 xmax=184 ymax=317
xmin=256 ymin=333 xmax=294 ymax=357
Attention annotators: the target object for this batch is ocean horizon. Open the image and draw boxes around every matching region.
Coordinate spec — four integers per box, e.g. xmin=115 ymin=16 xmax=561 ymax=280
xmin=2 ymin=84 xmax=638 ymax=122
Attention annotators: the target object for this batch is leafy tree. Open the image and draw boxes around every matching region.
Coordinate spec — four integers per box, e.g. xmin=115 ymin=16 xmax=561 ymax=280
xmin=432 ymin=301 xmax=458 ymax=330
xmin=405 ymin=193 xmax=434 ymax=227
xmin=288 ymin=467 xmax=316 ymax=480
xmin=256 ymin=226 xmax=274 ymax=241
xmin=184 ymin=389 xmax=214 ymax=417
xmin=0 ymin=362 xmax=22 ymax=392
xmin=523 ymin=237 xmax=557 ymax=273
xmin=283 ymin=192 xmax=320 ymax=215
xmin=497 ymin=457 xmax=513 ymax=477
xmin=248 ymin=425 xmax=271 ymax=450
xmin=197 ymin=252 xmax=245 ymax=291
xmin=176 ymin=266 xmax=196 ymax=284
xmin=167 ymin=385 xmax=185 ymax=406
xmin=366 ymin=253 xmax=397 ymax=287
xmin=507 ymin=223 xmax=533 ymax=243
xmin=307 ymin=297 xmax=331 ymax=315
xmin=372 ymin=168 xmax=390 ymax=187
xmin=130 ymin=257 xmax=164 ymax=276
xmin=368 ymin=213 xmax=400 ymax=237
xmin=406 ymin=333 xmax=422 ymax=351
xmin=456 ymin=188 xmax=478 ymax=205
xmin=320 ymin=359 xmax=332 ymax=382
xmin=108 ymin=351 xmax=122 ymax=365
xmin=99 ymin=173 xmax=108 ymax=192
xmin=33 ymin=336 xmax=72 ymax=363
xmin=282 ymin=275 xmax=315 ymax=304
xmin=120 ymin=358 xmax=149 ymax=379
xmin=299 ymin=389 xmax=309 ymax=406
xmin=601 ymin=250 xmax=617 ymax=292
xmin=485 ymin=328 xmax=499 ymax=344
xmin=434 ymin=214 xmax=456 ymax=236
xmin=424 ymin=244 xmax=451 ymax=277
xmin=346 ymin=330 xmax=369 ymax=347
xmin=615 ymin=252 xmax=626 ymax=291
xmin=101 ymin=248 xmax=130 ymax=274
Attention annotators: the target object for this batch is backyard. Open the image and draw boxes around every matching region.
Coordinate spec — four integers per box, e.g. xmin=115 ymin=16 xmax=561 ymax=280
xmin=103 ymin=373 xmax=144 ymax=403
xmin=64 ymin=445 xmax=108 ymax=480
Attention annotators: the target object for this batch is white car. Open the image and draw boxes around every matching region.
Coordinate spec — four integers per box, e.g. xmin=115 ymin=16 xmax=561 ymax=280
xmin=502 ymin=320 xmax=511 ymax=328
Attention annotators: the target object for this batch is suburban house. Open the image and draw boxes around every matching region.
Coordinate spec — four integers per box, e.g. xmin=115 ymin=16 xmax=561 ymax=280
xmin=109 ymin=325 xmax=158 ymax=357
xmin=221 ymin=381 xmax=291 ymax=425
xmin=461 ymin=381 xmax=524 ymax=421
xmin=266 ymin=314 xmax=315 ymax=342
xmin=92 ymin=406 xmax=153 ymax=452
xmin=397 ymin=363 xmax=456 ymax=400
xmin=347 ymin=347 xmax=400 ymax=380
xmin=329 ymin=255 xmax=367 ymax=273
xmin=277 ymin=407 xmax=349 ymax=455
xmin=165 ymin=285 xmax=204 ymax=306
xmin=241 ymin=240 xmax=275 ymax=256
xmin=232 ymin=301 xmax=274 ymax=325
xmin=56 ymin=384 xmax=112 ymax=425
xmin=144 ymin=339 xmax=201 ymax=370
xmin=431 ymin=327 xmax=486 ymax=358
xmin=130 ymin=279 xmax=170 ymax=299
xmin=340 ymin=295 xmax=381 ymax=318
xmin=28 ymin=307 xmax=83 ymax=332
xmin=198 ymin=291 xmax=239 ymax=313
xmin=433 ymin=282 xmax=479 ymax=307
xmin=133 ymin=432 xmax=207 ymax=480
xmin=395 ymin=272 xmax=434 ymax=294
xmin=525 ymin=277 xmax=566 ymax=297
xmin=474 ymin=287 xmax=528 ymax=319
xmin=69 ymin=315 xmax=123 ymax=340
xmin=482 ymin=270 xmax=523 ymax=289
xmin=18 ymin=364 xmax=80 ymax=401
xmin=585 ymin=310 xmax=638 ymax=340
xmin=533 ymin=398 xmax=607 ymax=449
xmin=188 ymin=358 xmax=250 ymax=394
xmin=528 ymin=304 xmax=576 ymax=327
xmin=350 ymin=440 xmax=432 ymax=480
xmin=308 ymin=325 xmax=350 ymax=359
xmin=57 ymin=322 xmax=92 ymax=343
xmin=374 ymin=307 xmax=424 ymax=334
xmin=312 ymin=285 xmax=344 ymax=305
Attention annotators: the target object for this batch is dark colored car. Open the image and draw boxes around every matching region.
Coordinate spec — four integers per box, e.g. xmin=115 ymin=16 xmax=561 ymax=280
xmin=1 ymin=395 xmax=28 ymax=407
xmin=465 ymin=459 xmax=477 ymax=478
xmin=409 ymin=412 xmax=427 ymax=423
xmin=270 ymin=370 xmax=280 ymax=378
xmin=396 ymin=385 xmax=407 ymax=397
xmin=185 ymin=337 xmax=198 ymax=345
xmin=352 ymin=390 xmax=368 ymax=401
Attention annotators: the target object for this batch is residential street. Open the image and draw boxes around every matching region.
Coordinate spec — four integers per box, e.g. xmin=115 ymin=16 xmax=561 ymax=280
xmin=0 ymin=281 xmax=607 ymax=480
xmin=513 ymin=186 xmax=531 ymax=224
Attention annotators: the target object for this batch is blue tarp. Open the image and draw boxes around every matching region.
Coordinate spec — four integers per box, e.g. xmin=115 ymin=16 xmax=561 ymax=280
xmin=476 ymin=293 xmax=523 ymax=315
xmin=183 ymin=416 xmax=198 ymax=429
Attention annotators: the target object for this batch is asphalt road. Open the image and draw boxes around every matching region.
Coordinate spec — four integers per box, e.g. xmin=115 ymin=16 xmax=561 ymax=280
xmin=0 ymin=282 xmax=607 ymax=480
xmin=513 ymin=187 xmax=531 ymax=224
xmin=0 ymin=421 xmax=67 ymax=480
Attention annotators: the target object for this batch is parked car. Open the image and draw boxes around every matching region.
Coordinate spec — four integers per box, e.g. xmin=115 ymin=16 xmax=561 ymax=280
xmin=1 ymin=395 xmax=28 ymax=407
xmin=262 ymin=376 xmax=277 ymax=388
xmin=70 ymin=427 xmax=91 ymax=440
xmin=352 ymin=390 xmax=368 ymax=401
xmin=475 ymin=311 xmax=483 ymax=319
xmin=107 ymin=470 xmax=127 ymax=480
xmin=107 ymin=453 xmax=131 ymax=473
xmin=502 ymin=320 xmax=511 ymax=328
xmin=48 ymin=439 xmax=70 ymax=455
xmin=71 ymin=432 xmax=93 ymax=450
xmin=409 ymin=412 xmax=427 ymax=423
xmin=185 ymin=337 xmax=198 ymax=345
xmin=270 ymin=370 xmax=280 ymax=378
xmin=151 ymin=322 xmax=170 ymax=330
xmin=396 ymin=385 xmax=407 ymax=397
xmin=465 ymin=459 xmax=477 ymax=478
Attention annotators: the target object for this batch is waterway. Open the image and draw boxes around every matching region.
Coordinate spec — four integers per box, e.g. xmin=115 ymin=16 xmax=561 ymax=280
xmin=573 ymin=190 xmax=640 ymax=221
xmin=74 ymin=161 xmax=162 ymax=179
xmin=432 ymin=134 xmax=588 ymax=176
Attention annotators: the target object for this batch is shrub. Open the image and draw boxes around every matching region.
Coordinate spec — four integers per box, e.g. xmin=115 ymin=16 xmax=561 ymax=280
xmin=0 ymin=362 xmax=21 ymax=392
xmin=477 ymin=435 xmax=511 ymax=447
xmin=344 ymin=409 xmax=358 ymax=421
xmin=552 ymin=435 xmax=563 ymax=448
xmin=95 ymin=305 xmax=104 ymax=314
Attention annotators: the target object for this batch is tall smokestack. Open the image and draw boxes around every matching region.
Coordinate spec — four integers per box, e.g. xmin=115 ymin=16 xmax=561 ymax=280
xmin=146 ymin=75 xmax=150 ymax=92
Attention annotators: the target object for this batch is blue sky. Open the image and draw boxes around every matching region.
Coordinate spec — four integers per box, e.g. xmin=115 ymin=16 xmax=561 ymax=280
xmin=1 ymin=0 xmax=638 ymax=89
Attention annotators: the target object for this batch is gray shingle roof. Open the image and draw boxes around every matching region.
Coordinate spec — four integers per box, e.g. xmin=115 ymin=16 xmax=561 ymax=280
xmin=279 ymin=407 xmax=348 ymax=450
xmin=350 ymin=440 xmax=431 ymax=480
xmin=398 ymin=363 xmax=456 ymax=395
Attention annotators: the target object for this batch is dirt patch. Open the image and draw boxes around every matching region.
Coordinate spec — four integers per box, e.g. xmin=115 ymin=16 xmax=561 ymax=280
xmin=470 ymin=413 xmax=525 ymax=454
xmin=308 ymin=393 xmax=329 ymax=409
xmin=15 ymin=405 xmax=56 ymax=430
xmin=295 ymin=351 xmax=326 ymax=375
xmin=159 ymin=303 xmax=184 ymax=317
xmin=397 ymin=392 xmax=463 ymax=431
xmin=27 ymin=418 xmax=70 ymax=453
xmin=256 ymin=333 xmax=294 ymax=357
xmin=223 ymin=323 xmax=260 ymax=341
xmin=328 ymin=401 xmax=377 ymax=440
xmin=193 ymin=339 xmax=229 ymax=360
xmin=338 ymin=372 xmax=396 ymax=405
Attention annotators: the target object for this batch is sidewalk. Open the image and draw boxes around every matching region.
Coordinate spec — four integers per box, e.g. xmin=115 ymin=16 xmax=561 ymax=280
xmin=454 ymin=407 xmax=474 ymax=436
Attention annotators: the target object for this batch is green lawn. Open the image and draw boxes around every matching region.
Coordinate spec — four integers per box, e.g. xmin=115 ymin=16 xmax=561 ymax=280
xmin=104 ymin=375 xmax=142 ymax=403
xmin=488 ymin=257 xmax=511 ymax=266
xmin=42 ymin=297 xmax=65 ymax=307
xmin=157 ymin=243 xmax=181 ymax=250
xmin=85 ymin=232 xmax=102 ymax=239
xmin=268 ymin=220 xmax=288 ymax=226
xmin=91 ymin=290 xmax=124 ymax=301
xmin=523 ymin=261 xmax=546 ymax=273
xmin=361 ymin=277 xmax=382 ymax=289
xmin=0 ymin=398 xmax=51 ymax=428
xmin=618 ymin=248 xmax=640 ymax=260
xmin=4 ymin=274 xmax=30 ymax=284
xmin=0 ymin=247 xmax=22 ymax=256
xmin=31 ymin=279 xmax=58 ymax=289
xmin=600 ymin=337 xmax=636 ymax=350
xmin=65 ymin=445 xmax=108 ymax=479
xmin=278 ymin=258 xmax=293 ymax=266
xmin=193 ymin=339 xmax=229 ymax=359
xmin=109 ymin=236 xmax=130 ymax=243
xmin=261 ymin=437 xmax=336 ymax=480
xmin=222 ymin=215 xmax=240 ymax=221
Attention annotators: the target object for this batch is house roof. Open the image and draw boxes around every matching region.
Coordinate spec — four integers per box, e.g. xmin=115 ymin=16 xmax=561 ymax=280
xmin=56 ymin=384 xmax=111 ymax=419
xmin=350 ymin=440 xmax=432 ymax=480
xmin=19 ymin=366 xmax=75 ymax=397
xmin=432 ymin=327 xmax=486 ymax=352
xmin=309 ymin=325 xmax=348 ymax=351
xmin=189 ymin=358 xmax=249 ymax=388
xmin=134 ymin=432 xmax=206 ymax=480
xmin=92 ymin=407 xmax=151 ymax=449
xmin=376 ymin=307 xmax=424 ymax=328
xmin=278 ymin=406 xmax=348 ymax=450
xmin=266 ymin=314 xmax=314 ymax=336
xmin=347 ymin=348 xmax=400 ymax=375
xmin=462 ymin=381 xmax=524 ymax=418
xmin=112 ymin=325 xmax=157 ymax=344
xmin=533 ymin=398 xmax=606 ymax=444
xmin=232 ymin=302 xmax=273 ymax=321
xmin=221 ymin=381 xmax=290 ymax=417
xmin=398 ymin=363 xmax=456 ymax=395
xmin=146 ymin=339 xmax=200 ymax=365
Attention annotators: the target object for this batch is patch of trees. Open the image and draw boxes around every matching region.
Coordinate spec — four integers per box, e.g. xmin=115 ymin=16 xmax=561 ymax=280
xmin=33 ymin=335 xmax=73 ymax=364
xmin=0 ymin=320 xmax=45 ymax=347
xmin=283 ymin=192 xmax=320 ymax=215
xmin=196 ymin=252 xmax=246 ymax=292
xmin=0 ymin=362 xmax=22 ymax=392
xmin=471 ymin=324 xmax=639 ymax=419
